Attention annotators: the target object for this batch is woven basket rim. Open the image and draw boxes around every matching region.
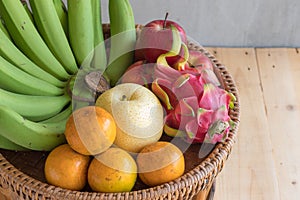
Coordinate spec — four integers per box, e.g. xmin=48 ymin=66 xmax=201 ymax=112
xmin=0 ymin=25 xmax=240 ymax=200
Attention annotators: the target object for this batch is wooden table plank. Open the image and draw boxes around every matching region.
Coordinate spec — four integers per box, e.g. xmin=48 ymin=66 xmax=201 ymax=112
xmin=256 ymin=48 xmax=300 ymax=200
xmin=205 ymin=48 xmax=280 ymax=200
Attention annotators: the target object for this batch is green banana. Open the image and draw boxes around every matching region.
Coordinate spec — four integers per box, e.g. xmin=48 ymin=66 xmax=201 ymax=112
xmin=20 ymin=0 xmax=34 ymax=23
xmin=0 ymin=25 xmax=65 ymax=88
xmin=0 ymin=55 xmax=64 ymax=96
xmin=103 ymin=0 xmax=136 ymax=86
xmin=41 ymin=104 xmax=72 ymax=123
xmin=68 ymin=0 xmax=94 ymax=67
xmin=52 ymin=0 xmax=68 ymax=36
xmin=29 ymin=0 xmax=78 ymax=75
xmin=0 ymin=16 xmax=11 ymax=40
xmin=0 ymin=0 xmax=70 ymax=81
xmin=0 ymin=134 xmax=29 ymax=151
xmin=0 ymin=106 xmax=67 ymax=151
xmin=91 ymin=0 xmax=107 ymax=72
xmin=0 ymin=88 xmax=70 ymax=122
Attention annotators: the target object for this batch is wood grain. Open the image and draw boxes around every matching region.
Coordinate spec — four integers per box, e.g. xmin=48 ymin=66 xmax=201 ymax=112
xmin=205 ymin=48 xmax=281 ymax=200
xmin=256 ymin=48 xmax=300 ymax=200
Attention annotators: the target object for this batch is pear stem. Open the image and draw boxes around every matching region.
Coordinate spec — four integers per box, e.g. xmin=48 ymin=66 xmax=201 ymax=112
xmin=121 ymin=95 xmax=127 ymax=101
xmin=163 ymin=12 xmax=169 ymax=29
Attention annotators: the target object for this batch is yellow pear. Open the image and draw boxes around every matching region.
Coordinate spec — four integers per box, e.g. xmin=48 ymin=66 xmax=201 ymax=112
xmin=96 ymin=83 xmax=164 ymax=153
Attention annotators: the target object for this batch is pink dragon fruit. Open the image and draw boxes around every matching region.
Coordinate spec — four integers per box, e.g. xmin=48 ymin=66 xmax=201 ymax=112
xmin=160 ymin=79 xmax=235 ymax=144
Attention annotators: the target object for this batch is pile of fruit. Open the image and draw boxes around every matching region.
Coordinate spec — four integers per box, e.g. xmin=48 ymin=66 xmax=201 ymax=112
xmin=45 ymin=105 xmax=185 ymax=192
xmin=0 ymin=0 xmax=236 ymax=193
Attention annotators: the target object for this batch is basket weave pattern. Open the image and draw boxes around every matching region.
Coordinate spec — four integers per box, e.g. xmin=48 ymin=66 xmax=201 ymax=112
xmin=0 ymin=25 xmax=240 ymax=200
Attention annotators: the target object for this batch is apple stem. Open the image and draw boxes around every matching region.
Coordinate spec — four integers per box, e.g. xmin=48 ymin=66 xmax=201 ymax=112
xmin=163 ymin=12 xmax=169 ymax=29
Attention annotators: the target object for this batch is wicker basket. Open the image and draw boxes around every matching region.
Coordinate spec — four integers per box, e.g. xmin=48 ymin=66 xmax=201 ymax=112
xmin=0 ymin=24 xmax=240 ymax=200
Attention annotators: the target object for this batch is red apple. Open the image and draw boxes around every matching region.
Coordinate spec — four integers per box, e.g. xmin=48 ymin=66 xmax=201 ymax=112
xmin=136 ymin=17 xmax=187 ymax=65
xmin=142 ymin=19 xmax=187 ymax=44
xmin=121 ymin=60 xmax=155 ymax=88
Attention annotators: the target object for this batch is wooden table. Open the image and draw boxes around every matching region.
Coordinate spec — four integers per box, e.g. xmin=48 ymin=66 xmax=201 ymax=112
xmin=204 ymin=47 xmax=300 ymax=200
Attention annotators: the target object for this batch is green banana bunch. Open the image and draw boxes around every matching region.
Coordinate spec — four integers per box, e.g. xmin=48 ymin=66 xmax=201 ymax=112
xmin=103 ymin=0 xmax=136 ymax=86
xmin=0 ymin=0 xmax=70 ymax=81
xmin=52 ymin=0 xmax=69 ymax=36
xmin=0 ymin=55 xmax=64 ymax=96
xmin=0 ymin=88 xmax=70 ymax=122
xmin=68 ymin=0 xmax=94 ymax=67
xmin=0 ymin=24 xmax=65 ymax=88
xmin=0 ymin=0 xmax=73 ymax=152
xmin=0 ymin=105 xmax=67 ymax=151
xmin=29 ymin=0 xmax=78 ymax=75
xmin=0 ymin=0 xmax=138 ymax=152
